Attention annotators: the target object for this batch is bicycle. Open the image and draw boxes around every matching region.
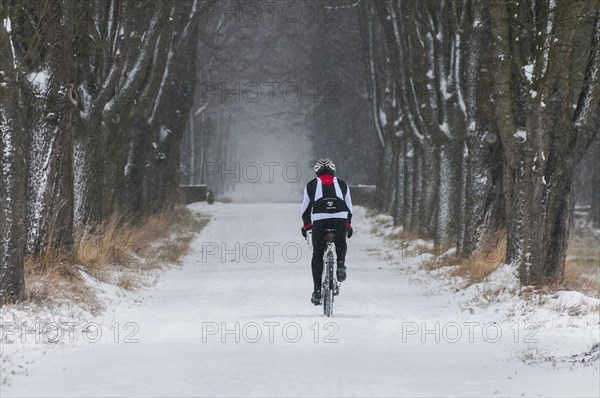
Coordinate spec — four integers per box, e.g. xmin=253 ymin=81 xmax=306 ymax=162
xmin=306 ymin=228 xmax=340 ymax=317
xmin=321 ymin=229 xmax=340 ymax=317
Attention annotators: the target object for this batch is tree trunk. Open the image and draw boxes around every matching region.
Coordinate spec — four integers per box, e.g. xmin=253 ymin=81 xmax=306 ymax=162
xmin=387 ymin=138 xmax=400 ymax=216
xmin=21 ymin=2 xmax=77 ymax=253
xmin=435 ymin=145 xmax=452 ymax=249
xmin=490 ymin=0 xmax=599 ymax=285
xmin=410 ymin=143 xmax=423 ymax=233
xmin=592 ymin=137 xmax=600 ymax=228
xmin=377 ymin=142 xmax=394 ymax=212
xmin=0 ymin=82 xmax=28 ymax=305
xmin=403 ymin=139 xmax=414 ymax=230
xmin=393 ymin=138 xmax=405 ymax=226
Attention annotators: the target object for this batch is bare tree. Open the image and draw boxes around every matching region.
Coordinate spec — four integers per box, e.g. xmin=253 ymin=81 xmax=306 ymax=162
xmin=0 ymin=9 xmax=27 ymax=302
xmin=489 ymin=0 xmax=600 ymax=284
xmin=0 ymin=0 xmax=200 ymax=306
xmin=361 ymin=0 xmax=600 ymax=287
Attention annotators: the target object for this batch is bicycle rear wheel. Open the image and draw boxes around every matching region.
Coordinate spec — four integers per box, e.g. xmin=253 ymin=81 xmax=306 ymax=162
xmin=323 ymin=251 xmax=335 ymax=317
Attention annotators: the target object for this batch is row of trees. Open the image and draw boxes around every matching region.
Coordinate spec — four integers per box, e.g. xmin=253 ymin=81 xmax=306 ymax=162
xmin=363 ymin=0 xmax=599 ymax=285
xmin=181 ymin=0 xmax=321 ymax=198
xmin=180 ymin=0 xmax=380 ymax=201
xmin=1 ymin=0 xmax=201 ymax=304
xmin=2 ymin=0 xmax=598 ymax=304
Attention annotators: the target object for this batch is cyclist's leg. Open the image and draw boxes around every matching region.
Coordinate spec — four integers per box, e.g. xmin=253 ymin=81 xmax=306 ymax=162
xmin=311 ymin=222 xmax=326 ymax=290
xmin=334 ymin=219 xmax=348 ymax=281
xmin=333 ymin=219 xmax=347 ymax=262
xmin=335 ymin=240 xmax=347 ymax=263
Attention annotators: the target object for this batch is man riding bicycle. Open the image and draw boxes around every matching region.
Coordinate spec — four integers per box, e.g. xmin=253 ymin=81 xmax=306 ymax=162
xmin=300 ymin=158 xmax=353 ymax=305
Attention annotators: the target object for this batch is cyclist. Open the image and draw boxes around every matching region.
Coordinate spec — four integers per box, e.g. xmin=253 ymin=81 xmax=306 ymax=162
xmin=300 ymin=158 xmax=353 ymax=305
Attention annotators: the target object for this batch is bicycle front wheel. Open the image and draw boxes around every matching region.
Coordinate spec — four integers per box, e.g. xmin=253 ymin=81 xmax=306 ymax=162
xmin=323 ymin=283 xmax=334 ymax=316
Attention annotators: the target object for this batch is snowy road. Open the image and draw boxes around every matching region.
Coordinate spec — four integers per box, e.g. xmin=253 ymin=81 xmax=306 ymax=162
xmin=3 ymin=203 xmax=599 ymax=397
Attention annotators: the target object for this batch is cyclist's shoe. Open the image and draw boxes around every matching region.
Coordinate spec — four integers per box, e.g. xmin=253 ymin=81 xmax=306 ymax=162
xmin=337 ymin=263 xmax=347 ymax=282
xmin=311 ymin=289 xmax=322 ymax=305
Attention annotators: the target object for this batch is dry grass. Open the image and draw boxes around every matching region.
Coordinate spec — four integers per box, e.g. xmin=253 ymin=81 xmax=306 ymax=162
xmin=387 ymin=229 xmax=422 ymax=242
xmin=369 ymin=208 xmax=598 ymax=299
xmin=550 ymin=298 xmax=600 ymax=317
xmin=450 ymin=231 xmax=507 ymax=285
xmin=517 ymin=346 xmax=556 ymax=366
xmin=420 ymin=252 xmax=458 ymax=271
xmin=561 ymin=235 xmax=600 ymax=298
xmin=401 ymin=242 xmax=437 ymax=260
xmin=519 ymin=285 xmax=550 ymax=306
xmin=23 ymin=206 xmax=209 ymax=309
xmin=24 ymin=245 xmax=101 ymax=311
xmin=420 ymin=231 xmax=506 ymax=286
xmin=368 ymin=214 xmax=422 ymax=241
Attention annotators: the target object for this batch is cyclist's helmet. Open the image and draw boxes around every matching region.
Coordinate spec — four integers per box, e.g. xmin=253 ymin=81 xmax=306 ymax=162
xmin=314 ymin=158 xmax=336 ymax=176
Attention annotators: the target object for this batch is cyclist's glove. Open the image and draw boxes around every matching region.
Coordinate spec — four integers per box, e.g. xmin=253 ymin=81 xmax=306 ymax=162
xmin=301 ymin=224 xmax=312 ymax=238
xmin=347 ymin=224 xmax=353 ymax=239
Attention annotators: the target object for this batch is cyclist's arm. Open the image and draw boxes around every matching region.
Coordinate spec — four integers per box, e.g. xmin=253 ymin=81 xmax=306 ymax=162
xmin=345 ymin=185 xmax=353 ymax=224
xmin=300 ymin=186 xmax=313 ymax=228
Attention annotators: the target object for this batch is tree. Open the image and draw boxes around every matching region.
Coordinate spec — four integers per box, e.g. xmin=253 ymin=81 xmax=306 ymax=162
xmin=1 ymin=6 xmax=27 ymax=302
xmin=362 ymin=0 xmax=599 ymax=286
xmin=592 ymin=137 xmax=600 ymax=228
xmin=362 ymin=0 xmax=503 ymax=256
xmin=1 ymin=1 xmax=79 ymax=255
xmin=489 ymin=0 xmax=600 ymax=284
xmin=0 ymin=0 xmax=200 ymax=306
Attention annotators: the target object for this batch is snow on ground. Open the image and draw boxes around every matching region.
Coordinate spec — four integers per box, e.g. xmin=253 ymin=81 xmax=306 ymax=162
xmin=1 ymin=203 xmax=599 ymax=397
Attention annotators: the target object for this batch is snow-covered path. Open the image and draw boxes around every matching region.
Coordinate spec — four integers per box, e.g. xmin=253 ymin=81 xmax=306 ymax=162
xmin=2 ymin=203 xmax=599 ymax=397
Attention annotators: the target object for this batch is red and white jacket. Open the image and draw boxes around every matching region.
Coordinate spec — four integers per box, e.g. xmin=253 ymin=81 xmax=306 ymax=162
xmin=300 ymin=174 xmax=353 ymax=229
